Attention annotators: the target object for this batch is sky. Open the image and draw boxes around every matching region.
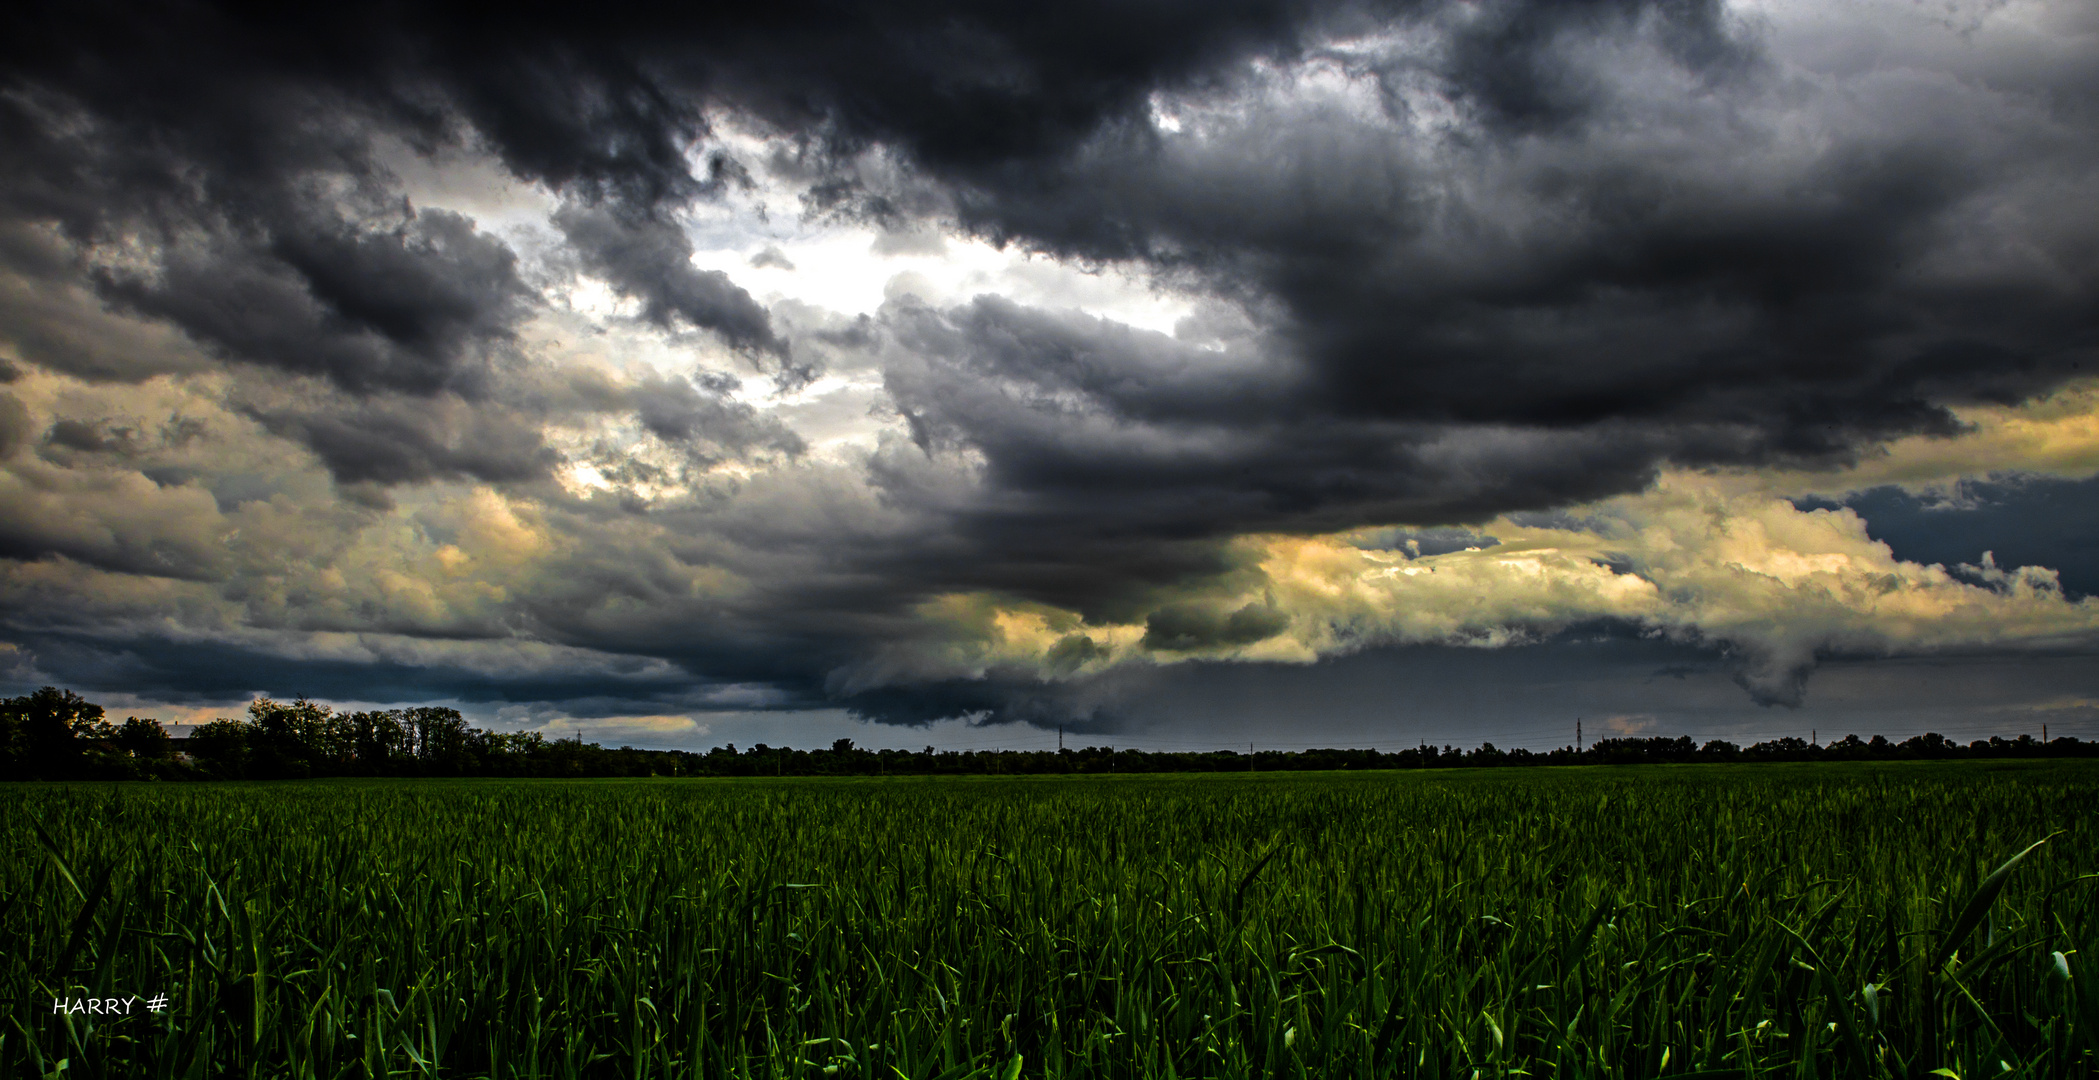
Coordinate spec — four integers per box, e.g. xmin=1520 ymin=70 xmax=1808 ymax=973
xmin=1 ymin=0 xmax=2095 ymax=752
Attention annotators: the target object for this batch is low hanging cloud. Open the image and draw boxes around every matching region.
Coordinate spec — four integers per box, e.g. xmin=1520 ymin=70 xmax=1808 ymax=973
xmin=862 ymin=468 xmax=2099 ymax=712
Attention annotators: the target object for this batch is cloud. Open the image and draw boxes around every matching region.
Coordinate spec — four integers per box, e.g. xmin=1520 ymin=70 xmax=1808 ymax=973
xmin=1278 ymin=474 xmax=2099 ymax=706
xmin=0 ymin=0 xmax=2095 ymax=731
xmin=0 ymin=72 xmax=536 ymax=396
xmin=1032 ymin=11 xmax=2085 ymax=446
xmin=0 ymin=388 xmax=30 ymax=456
xmin=748 ymin=245 xmax=795 ymax=271
xmin=1762 ymin=380 xmax=2099 ymax=496
xmin=0 ymin=228 xmax=218 ymax=385
xmin=554 ymin=201 xmax=787 ymax=362
xmin=0 ymin=456 xmax=234 ymax=580
xmin=870 ymin=226 xmax=949 ymax=257
xmin=102 ymin=208 xmax=533 ymax=396
xmin=240 ymin=389 xmax=559 ymax=487
xmin=847 ymin=469 xmax=2099 ymax=712
xmin=627 ymin=370 xmax=805 ymax=460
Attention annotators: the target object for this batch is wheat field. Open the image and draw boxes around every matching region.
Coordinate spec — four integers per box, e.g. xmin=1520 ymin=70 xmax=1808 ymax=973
xmin=4 ymin=762 xmax=2095 ymax=1078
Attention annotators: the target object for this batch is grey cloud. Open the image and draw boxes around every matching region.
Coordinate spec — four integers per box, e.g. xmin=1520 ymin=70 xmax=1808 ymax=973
xmin=0 ymin=389 xmax=30 ymax=457
xmin=0 ymin=48 xmax=539 ymax=396
xmin=0 ymin=458 xmax=235 ymax=582
xmin=554 ymin=202 xmax=787 ymax=362
xmin=822 ymin=3 xmax=2097 ymax=669
xmin=101 ymin=208 xmax=531 ymax=396
xmin=1022 ymin=95 xmax=2067 ymax=445
xmin=982 ymin=639 xmax=2099 ymax=752
xmin=1046 ymin=633 xmax=1106 ymax=675
xmin=44 ymin=419 xmax=113 ymax=453
xmin=242 ymin=392 xmax=558 ymax=487
xmin=870 ymin=227 xmax=948 ymax=257
xmin=11 ymin=0 xmax=2088 ymax=459
xmin=0 ymin=223 xmax=216 ymax=384
xmin=1726 ymin=641 xmax=1818 ymax=710
xmin=0 ymin=628 xmax=710 ymax=712
xmin=748 ymin=245 xmax=795 ymax=271
xmin=1142 ymin=599 xmax=1290 ymax=652
xmin=629 ymin=371 xmax=806 ymax=460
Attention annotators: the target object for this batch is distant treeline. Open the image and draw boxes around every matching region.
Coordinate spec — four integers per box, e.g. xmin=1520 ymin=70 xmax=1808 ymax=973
xmin=2 ymin=686 xmax=2094 ymax=781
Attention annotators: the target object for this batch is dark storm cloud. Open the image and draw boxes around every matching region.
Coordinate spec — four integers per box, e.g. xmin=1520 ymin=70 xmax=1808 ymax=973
xmin=936 ymin=49 xmax=2092 ymax=459
xmin=2 ymin=0 xmax=2096 ymax=723
xmin=0 ymin=630 xmax=699 ymax=711
xmin=863 ymin=295 xmax=1666 ymax=619
xmin=1438 ymin=0 xmax=1753 ymax=133
xmin=825 ymin=0 xmax=2094 ymax=686
xmin=1025 ymin=637 xmax=2099 ymax=751
xmin=1 ymin=0 xmax=1330 ymax=376
xmin=7 ymin=0 xmax=2091 ymax=441
xmin=13 ymin=0 xmax=2082 ymax=494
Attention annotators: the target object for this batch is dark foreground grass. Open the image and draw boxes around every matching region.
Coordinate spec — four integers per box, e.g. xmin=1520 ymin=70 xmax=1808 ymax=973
xmin=3 ymin=762 xmax=2096 ymax=1078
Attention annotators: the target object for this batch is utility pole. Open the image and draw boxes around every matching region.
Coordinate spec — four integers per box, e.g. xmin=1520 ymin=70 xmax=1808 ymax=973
xmin=1249 ymin=740 xmax=1255 ymax=772
xmin=1576 ymin=717 xmax=1582 ymax=753
xmin=1059 ymin=724 xmax=1064 ymax=752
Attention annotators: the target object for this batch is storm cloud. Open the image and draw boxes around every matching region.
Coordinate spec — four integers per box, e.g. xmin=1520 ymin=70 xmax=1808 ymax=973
xmin=2 ymin=0 xmax=2096 ymax=735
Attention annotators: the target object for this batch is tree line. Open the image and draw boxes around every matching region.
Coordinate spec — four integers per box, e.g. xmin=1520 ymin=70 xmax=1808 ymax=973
xmin=2 ymin=686 xmax=2093 ymax=781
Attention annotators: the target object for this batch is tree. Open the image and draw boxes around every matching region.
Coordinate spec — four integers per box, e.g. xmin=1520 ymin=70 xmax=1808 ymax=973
xmin=350 ymin=709 xmax=412 ymax=771
xmin=187 ymin=718 xmax=253 ymax=777
xmin=250 ymin=698 xmax=336 ymax=777
xmin=116 ymin=716 xmax=172 ymax=759
xmin=0 ymin=687 xmax=110 ymax=777
xmin=403 ymin=707 xmax=469 ymax=771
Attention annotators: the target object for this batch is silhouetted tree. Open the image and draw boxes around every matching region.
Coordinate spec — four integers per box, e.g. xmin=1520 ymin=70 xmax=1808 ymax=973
xmin=115 ymin=716 xmax=172 ymax=759
xmin=0 ymin=687 xmax=110 ymax=778
xmin=6 ymin=687 xmax=2097 ymax=782
xmin=187 ymin=718 xmax=253 ymax=777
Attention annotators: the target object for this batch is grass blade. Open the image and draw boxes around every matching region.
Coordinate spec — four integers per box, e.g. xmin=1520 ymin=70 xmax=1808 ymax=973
xmin=1229 ymin=844 xmax=1284 ymax=925
xmin=1930 ymin=833 xmax=2057 ymax=972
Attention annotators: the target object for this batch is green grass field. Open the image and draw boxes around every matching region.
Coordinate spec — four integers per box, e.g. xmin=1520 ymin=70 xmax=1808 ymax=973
xmin=4 ymin=762 xmax=2096 ymax=1078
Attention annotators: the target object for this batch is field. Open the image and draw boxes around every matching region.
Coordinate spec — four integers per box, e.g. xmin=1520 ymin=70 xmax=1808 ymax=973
xmin=3 ymin=763 xmax=2096 ymax=1078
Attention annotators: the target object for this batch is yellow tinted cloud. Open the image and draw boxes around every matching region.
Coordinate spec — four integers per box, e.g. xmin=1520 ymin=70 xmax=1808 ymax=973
xmin=1752 ymin=377 xmax=2099 ymax=498
xmin=902 ymin=471 xmax=2099 ymax=705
